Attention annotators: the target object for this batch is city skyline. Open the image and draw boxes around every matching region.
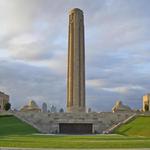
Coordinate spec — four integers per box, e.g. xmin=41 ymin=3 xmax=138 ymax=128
xmin=0 ymin=0 xmax=150 ymax=111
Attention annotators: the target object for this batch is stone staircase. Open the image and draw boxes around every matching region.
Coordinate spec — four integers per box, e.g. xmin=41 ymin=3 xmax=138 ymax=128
xmin=102 ymin=113 xmax=137 ymax=134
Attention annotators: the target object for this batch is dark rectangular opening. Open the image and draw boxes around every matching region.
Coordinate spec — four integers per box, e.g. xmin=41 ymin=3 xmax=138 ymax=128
xmin=59 ymin=123 xmax=93 ymax=134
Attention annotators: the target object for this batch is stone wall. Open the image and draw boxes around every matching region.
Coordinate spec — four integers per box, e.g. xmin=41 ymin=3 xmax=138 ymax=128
xmin=14 ymin=112 xmax=134 ymax=134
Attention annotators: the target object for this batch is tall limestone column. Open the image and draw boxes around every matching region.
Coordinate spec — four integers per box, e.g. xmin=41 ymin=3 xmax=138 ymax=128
xmin=67 ymin=8 xmax=85 ymax=112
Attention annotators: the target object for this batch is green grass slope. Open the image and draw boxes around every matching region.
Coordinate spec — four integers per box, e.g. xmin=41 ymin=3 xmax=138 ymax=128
xmin=0 ymin=115 xmax=38 ymax=136
xmin=0 ymin=115 xmax=150 ymax=148
xmin=115 ymin=116 xmax=150 ymax=137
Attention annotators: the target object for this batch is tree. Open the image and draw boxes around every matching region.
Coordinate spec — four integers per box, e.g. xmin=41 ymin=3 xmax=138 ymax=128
xmin=4 ymin=102 xmax=11 ymax=111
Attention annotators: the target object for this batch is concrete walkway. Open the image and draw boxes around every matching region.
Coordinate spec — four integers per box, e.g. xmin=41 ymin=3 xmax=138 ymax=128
xmin=0 ymin=148 xmax=150 ymax=150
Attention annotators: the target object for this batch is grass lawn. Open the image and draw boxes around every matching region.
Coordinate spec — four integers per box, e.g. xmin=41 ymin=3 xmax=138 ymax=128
xmin=0 ymin=115 xmax=38 ymax=136
xmin=0 ymin=134 xmax=150 ymax=148
xmin=115 ymin=116 xmax=150 ymax=137
xmin=0 ymin=115 xmax=150 ymax=148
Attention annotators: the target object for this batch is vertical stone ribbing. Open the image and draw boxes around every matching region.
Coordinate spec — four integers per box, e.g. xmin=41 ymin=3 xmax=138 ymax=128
xmin=67 ymin=8 xmax=85 ymax=112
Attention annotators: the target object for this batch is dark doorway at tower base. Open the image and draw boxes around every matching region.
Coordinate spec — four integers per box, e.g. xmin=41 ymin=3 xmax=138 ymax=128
xmin=59 ymin=123 xmax=93 ymax=134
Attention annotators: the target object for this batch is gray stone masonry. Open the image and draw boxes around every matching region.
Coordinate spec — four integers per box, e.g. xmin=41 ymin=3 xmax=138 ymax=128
xmin=14 ymin=112 xmax=134 ymax=134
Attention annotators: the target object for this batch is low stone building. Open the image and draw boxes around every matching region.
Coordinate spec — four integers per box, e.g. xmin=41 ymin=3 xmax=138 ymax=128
xmin=143 ymin=94 xmax=150 ymax=112
xmin=15 ymin=111 xmax=134 ymax=134
xmin=20 ymin=100 xmax=41 ymax=112
xmin=112 ymin=101 xmax=132 ymax=113
xmin=0 ymin=91 xmax=9 ymax=111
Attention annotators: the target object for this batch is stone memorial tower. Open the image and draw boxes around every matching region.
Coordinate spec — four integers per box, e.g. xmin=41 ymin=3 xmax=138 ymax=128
xmin=67 ymin=8 xmax=85 ymax=112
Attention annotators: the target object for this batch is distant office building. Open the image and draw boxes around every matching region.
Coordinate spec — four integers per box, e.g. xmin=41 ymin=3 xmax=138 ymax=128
xmin=50 ymin=105 xmax=57 ymax=113
xmin=59 ymin=108 xmax=64 ymax=113
xmin=143 ymin=94 xmax=150 ymax=112
xmin=42 ymin=102 xmax=47 ymax=113
xmin=87 ymin=108 xmax=92 ymax=113
xmin=0 ymin=91 xmax=9 ymax=111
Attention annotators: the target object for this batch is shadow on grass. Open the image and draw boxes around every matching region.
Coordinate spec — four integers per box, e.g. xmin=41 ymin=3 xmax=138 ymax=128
xmin=116 ymin=126 xmax=132 ymax=136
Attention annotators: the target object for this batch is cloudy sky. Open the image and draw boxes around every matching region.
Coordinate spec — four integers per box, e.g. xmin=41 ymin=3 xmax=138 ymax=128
xmin=0 ymin=0 xmax=150 ymax=111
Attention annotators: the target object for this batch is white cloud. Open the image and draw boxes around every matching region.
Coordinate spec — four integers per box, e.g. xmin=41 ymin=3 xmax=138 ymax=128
xmin=0 ymin=0 xmax=150 ymax=111
xmin=102 ymin=85 xmax=145 ymax=94
xmin=86 ymin=79 xmax=106 ymax=88
xmin=9 ymin=33 xmax=40 ymax=45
